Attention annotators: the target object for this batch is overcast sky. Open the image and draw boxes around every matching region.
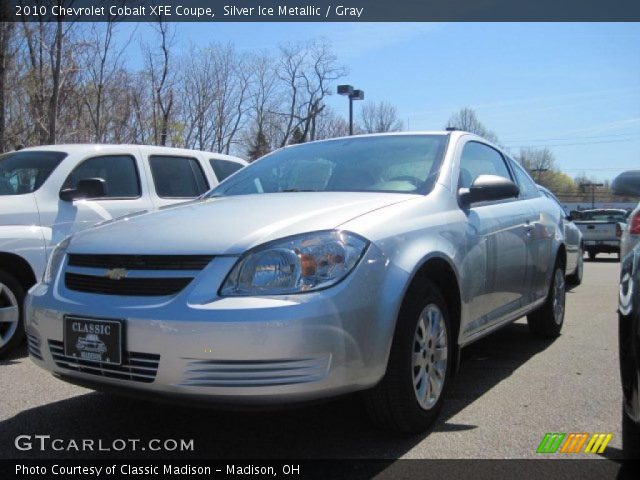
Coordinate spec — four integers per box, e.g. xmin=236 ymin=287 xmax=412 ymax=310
xmin=115 ymin=22 xmax=640 ymax=182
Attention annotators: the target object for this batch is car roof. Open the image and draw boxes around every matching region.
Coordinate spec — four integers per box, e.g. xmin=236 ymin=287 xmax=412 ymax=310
xmin=280 ymin=130 xmax=499 ymax=150
xmin=16 ymin=144 xmax=247 ymax=164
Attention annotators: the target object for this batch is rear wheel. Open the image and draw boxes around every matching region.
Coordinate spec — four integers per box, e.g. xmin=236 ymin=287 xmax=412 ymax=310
xmin=588 ymin=250 xmax=596 ymax=261
xmin=527 ymin=260 xmax=566 ymax=338
xmin=364 ymin=280 xmax=452 ymax=433
xmin=0 ymin=270 xmax=25 ymax=358
xmin=567 ymin=246 xmax=584 ymax=286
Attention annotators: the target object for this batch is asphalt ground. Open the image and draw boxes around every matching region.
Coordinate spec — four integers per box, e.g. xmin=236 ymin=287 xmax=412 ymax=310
xmin=0 ymin=255 xmax=626 ymax=461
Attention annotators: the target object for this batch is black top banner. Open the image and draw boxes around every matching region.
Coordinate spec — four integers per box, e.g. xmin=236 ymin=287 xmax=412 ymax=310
xmin=2 ymin=0 xmax=640 ymax=22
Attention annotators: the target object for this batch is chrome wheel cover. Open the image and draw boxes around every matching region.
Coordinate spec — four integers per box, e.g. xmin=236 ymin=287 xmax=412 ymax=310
xmin=0 ymin=283 xmax=19 ymax=348
xmin=553 ymin=267 xmax=566 ymax=325
xmin=412 ymin=304 xmax=448 ymax=410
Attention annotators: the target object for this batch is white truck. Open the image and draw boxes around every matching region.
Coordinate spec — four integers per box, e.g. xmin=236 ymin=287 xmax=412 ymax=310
xmin=573 ymin=209 xmax=628 ymax=260
xmin=0 ymin=144 xmax=246 ymax=357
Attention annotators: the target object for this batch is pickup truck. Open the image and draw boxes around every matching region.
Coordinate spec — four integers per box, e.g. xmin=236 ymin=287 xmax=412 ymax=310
xmin=573 ymin=209 xmax=628 ymax=260
xmin=0 ymin=144 xmax=246 ymax=357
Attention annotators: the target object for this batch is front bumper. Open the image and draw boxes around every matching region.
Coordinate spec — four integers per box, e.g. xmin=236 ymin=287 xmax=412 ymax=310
xmin=25 ymin=248 xmax=404 ymax=405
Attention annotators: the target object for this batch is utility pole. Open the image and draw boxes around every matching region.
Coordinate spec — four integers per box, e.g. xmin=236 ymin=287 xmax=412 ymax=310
xmin=580 ymin=182 xmax=604 ymax=209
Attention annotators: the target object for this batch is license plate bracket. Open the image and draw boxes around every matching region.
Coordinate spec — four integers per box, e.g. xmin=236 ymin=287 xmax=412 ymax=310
xmin=63 ymin=316 xmax=123 ymax=365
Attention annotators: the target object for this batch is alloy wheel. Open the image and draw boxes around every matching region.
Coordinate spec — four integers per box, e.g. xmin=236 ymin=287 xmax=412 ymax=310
xmin=553 ymin=267 xmax=566 ymax=325
xmin=0 ymin=282 xmax=19 ymax=348
xmin=412 ymin=304 xmax=448 ymax=410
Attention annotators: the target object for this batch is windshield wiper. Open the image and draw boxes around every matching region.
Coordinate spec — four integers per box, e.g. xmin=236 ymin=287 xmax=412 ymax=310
xmin=281 ymin=188 xmax=319 ymax=192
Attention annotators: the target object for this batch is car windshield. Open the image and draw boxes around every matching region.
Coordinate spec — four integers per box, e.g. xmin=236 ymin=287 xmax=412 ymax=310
xmin=580 ymin=210 xmax=628 ymax=222
xmin=0 ymin=151 xmax=67 ymax=195
xmin=210 ymin=135 xmax=448 ymax=197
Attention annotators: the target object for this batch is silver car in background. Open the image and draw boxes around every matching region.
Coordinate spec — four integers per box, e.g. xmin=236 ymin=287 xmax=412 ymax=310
xmin=538 ymin=185 xmax=584 ymax=285
xmin=26 ymin=132 xmax=567 ymax=433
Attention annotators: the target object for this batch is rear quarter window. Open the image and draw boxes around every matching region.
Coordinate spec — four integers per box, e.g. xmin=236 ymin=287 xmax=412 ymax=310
xmin=149 ymin=155 xmax=210 ymax=198
xmin=210 ymin=159 xmax=244 ymax=182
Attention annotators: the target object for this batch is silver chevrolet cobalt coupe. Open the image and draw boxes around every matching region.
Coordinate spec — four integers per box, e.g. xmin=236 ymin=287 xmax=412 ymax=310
xmin=26 ymin=131 xmax=567 ymax=433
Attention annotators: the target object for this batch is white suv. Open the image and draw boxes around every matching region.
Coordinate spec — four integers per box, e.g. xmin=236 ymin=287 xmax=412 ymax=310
xmin=0 ymin=144 xmax=246 ymax=356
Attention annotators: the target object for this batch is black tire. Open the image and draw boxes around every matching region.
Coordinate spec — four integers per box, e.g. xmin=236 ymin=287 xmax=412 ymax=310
xmin=567 ymin=246 xmax=584 ymax=286
xmin=0 ymin=270 xmax=26 ymax=359
xmin=527 ymin=259 xmax=566 ymax=338
xmin=364 ymin=280 xmax=452 ymax=433
xmin=588 ymin=250 xmax=596 ymax=261
xmin=623 ymin=407 xmax=640 ymax=459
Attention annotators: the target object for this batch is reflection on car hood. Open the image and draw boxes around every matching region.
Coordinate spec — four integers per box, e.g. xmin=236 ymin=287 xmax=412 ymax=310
xmin=68 ymin=192 xmax=417 ymax=255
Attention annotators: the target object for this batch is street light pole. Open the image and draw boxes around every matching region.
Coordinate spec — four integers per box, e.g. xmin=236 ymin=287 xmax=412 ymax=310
xmin=580 ymin=182 xmax=604 ymax=209
xmin=349 ymin=95 xmax=354 ymax=135
xmin=338 ymin=85 xmax=364 ymax=135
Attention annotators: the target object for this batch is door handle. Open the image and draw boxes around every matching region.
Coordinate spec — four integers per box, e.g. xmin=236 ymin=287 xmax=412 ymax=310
xmin=524 ymin=222 xmax=535 ymax=235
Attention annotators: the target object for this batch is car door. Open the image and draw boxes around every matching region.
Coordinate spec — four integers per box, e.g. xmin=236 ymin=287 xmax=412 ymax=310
xmin=40 ymin=152 xmax=153 ymax=246
xmin=458 ymin=141 xmax=535 ymax=335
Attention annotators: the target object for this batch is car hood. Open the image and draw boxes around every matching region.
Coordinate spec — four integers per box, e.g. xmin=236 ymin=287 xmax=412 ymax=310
xmin=68 ymin=192 xmax=417 ymax=255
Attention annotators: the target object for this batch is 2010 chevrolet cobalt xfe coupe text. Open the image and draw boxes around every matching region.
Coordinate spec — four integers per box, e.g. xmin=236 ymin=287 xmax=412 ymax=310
xmin=26 ymin=132 xmax=567 ymax=433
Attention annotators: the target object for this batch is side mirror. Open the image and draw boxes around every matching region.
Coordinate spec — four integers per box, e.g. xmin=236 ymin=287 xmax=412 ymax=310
xmin=59 ymin=178 xmax=107 ymax=201
xmin=459 ymin=174 xmax=519 ymax=206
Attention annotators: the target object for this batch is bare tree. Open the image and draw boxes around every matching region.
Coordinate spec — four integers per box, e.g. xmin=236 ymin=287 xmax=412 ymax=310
xmin=210 ymin=44 xmax=250 ymax=154
xmin=516 ymin=147 xmax=576 ymax=193
xmin=180 ymin=44 xmax=217 ymax=150
xmin=143 ymin=20 xmax=175 ymax=146
xmin=79 ymin=19 xmax=130 ymax=142
xmin=445 ymin=107 xmax=498 ymax=143
xmin=360 ymin=101 xmax=403 ymax=133
xmin=20 ymin=8 xmax=77 ymax=144
xmin=276 ymin=40 xmax=346 ymax=146
xmin=0 ymin=13 xmax=15 ymax=151
xmin=314 ymin=106 xmax=350 ymax=140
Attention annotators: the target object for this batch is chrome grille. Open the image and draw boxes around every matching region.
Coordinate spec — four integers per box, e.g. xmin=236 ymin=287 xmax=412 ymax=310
xmin=48 ymin=340 xmax=160 ymax=383
xmin=63 ymin=254 xmax=214 ymax=297
xmin=179 ymin=356 xmax=331 ymax=387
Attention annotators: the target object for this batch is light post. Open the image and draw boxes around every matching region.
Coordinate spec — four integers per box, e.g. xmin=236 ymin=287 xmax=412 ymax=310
xmin=337 ymin=84 xmax=364 ymax=135
xmin=580 ymin=182 xmax=604 ymax=209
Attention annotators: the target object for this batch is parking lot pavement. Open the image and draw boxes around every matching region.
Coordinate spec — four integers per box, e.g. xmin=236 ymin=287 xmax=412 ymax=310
xmin=0 ymin=256 xmax=624 ymax=460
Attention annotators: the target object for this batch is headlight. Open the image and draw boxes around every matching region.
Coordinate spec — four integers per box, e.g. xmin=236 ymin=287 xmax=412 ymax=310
xmin=220 ymin=230 xmax=369 ymax=296
xmin=42 ymin=237 xmax=71 ymax=285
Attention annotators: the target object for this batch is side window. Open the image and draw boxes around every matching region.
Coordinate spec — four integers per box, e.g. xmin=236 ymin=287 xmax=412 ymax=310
xmin=510 ymin=160 xmax=540 ymax=199
xmin=62 ymin=155 xmax=140 ymax=198
xmin=210 ymin=159 xmax=243 ymax=182
xmin=149 ymin=156 xmax=209 ymax=198
xmin=458 ymin=142 xmax=512 ymax=189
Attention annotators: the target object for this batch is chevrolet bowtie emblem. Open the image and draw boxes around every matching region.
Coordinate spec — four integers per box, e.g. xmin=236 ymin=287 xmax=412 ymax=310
xmin=105 ymin=268 xmax=128 ymax=281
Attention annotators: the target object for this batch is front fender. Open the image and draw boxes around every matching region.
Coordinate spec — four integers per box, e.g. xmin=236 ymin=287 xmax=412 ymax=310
xmin=0 ymin=225 xmax=48 ymax=280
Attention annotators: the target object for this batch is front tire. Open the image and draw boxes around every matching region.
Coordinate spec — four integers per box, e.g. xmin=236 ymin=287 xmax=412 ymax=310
xmin=364 ymin=280 xmax=452 ymax=433
xmin=0 ymin=270 xmax=25 ymax=358
xmin=527 ymin=260 xmax=566 ymax=338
